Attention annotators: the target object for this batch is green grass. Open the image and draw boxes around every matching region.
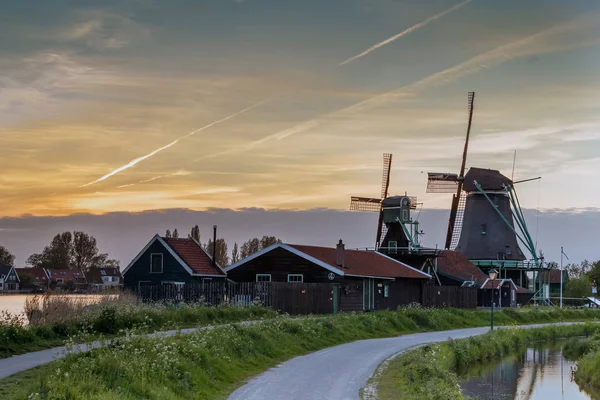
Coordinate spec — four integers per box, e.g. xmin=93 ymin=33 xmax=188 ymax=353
xmin=366 ymin=323 xmax=600 ymax=400
xmin=0 ymin=303 xmax=277 ymax=359
xmin=564 ymin=331 xmax=600 ymax=394
xmin=3 ymin=307 xmax=600 ymax=400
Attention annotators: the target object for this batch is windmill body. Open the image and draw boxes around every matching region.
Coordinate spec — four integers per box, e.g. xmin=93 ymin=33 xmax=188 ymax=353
xmin=456 ymin=168 xmax=524 ymax=262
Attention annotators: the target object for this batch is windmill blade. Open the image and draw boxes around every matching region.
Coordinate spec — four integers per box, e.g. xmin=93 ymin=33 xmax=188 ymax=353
xmin=381 ymin=153 xmax=393 ymax=199
xmin=445 ymin=91 xmax=476 ymax=249
xmin=376 ymin=209 xmax=385 ymax=249
xmin=409 ymin=196 xmax=418 ymax=210
xmin=350 ymin=196 xmax=383 ymax=212
xmin=426 ymin=172 xmax=459 ymax=193
xmin=449 ymin=191 xmax=467 ymax=249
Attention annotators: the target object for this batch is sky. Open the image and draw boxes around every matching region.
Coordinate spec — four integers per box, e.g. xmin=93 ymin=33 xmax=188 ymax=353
xmin=1 ymin=0 xmax=599 ymax=264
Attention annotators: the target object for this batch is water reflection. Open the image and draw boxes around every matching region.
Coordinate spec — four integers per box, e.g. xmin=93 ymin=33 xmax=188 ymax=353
xmin=460 ymin=342 xmax=595 ymax=400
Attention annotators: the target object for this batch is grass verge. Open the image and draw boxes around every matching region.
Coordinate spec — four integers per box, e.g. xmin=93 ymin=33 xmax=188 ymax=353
xmin=564 ymin=331 xmax=600 ymax=394
xmin=3 ymin=307 xmax=600 ymax=399
xmin=1 ymin=300 xmax=277 ymax=359
xmin=366 ymin=323 xmax=600 ymax=400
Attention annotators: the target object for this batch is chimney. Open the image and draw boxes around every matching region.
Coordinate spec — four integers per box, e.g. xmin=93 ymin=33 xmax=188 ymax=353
xmin=212 ymin=225 xmax=217 ymax=267
xmin=336 ymin=239 xmax=345 ymax=268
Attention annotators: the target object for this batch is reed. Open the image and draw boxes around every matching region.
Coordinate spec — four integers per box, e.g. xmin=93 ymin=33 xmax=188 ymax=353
xmin=24 ymin=291 xmax=137 ymax=326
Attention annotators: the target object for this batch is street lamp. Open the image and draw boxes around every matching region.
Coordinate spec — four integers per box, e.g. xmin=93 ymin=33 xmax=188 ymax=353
xmin=489 ymin=268 xmax=498 ymax=331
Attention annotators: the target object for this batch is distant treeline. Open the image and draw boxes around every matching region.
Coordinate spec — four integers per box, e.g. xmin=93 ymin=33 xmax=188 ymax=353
xmin=165 ymin=225 xmax=281 ymax=266
xmin=0 ymin=226 xmax=281 ymax=270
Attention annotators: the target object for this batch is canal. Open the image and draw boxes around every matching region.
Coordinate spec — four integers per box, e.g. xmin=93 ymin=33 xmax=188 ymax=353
xmin=459 ymin=341 xmax=596 ymax=399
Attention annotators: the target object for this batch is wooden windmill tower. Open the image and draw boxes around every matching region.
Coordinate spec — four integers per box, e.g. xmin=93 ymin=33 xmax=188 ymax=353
xmin=425 ymin=92 xmax=547 ymax=301
xmin=350 ymin=154 xmax=423 ymax=255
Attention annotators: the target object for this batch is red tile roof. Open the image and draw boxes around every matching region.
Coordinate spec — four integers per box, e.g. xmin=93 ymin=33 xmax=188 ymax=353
xmin=288 ymin=244 xmax=430 ymax=279
xmin=15 ymin=267 xmax=48 ymax=282
xmin=47 ymin=269 xmax=86 ymax=282
xmin=537 ymin=269 xmax=566 ymax=284
xmin=163 ymin=238 xmax=225 ymax=276
xmin=436 ymin=251 xmax=488 ymax=285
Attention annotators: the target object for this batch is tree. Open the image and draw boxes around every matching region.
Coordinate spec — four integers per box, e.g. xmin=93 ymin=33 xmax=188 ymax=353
xmin=173 ymin=229 xmax=179 ymax=239
xmin=0 ymin=246 xmax=15 ymax=267
xmin=165 ymin=230 xmax=172 ymax=238
xmin=239 ymin=236 xmax=281 ymax=259
xmin=26 ymin=231 xmax=118 ymax=270
xmin=231 ymin=242 xmax=240 ymax=264
xmin=240 ymin=238 xmax=261 ymax=259
xmin=205 ymin=238 xmax=229 ymax=267
xmin=27 ymin=232 xmax=73 ymax=269
xmin=564 ymin=276 xmax=592 ymax=299
xmin=586 ymin=260 xmax=600 ymax=285
xmin=190 ymin=225 xmax=201 ymax=242
xmin=260 ymin=236 xmax=281 ymax=249
xmin=72 ymin=231 xmax=100 ymax=270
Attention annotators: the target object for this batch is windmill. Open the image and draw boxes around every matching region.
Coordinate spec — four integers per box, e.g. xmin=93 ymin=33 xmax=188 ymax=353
xmin=425 ymin=92 xmax=546 ymax=301
xmin=350 ymin=153 xmax=418 ymax=252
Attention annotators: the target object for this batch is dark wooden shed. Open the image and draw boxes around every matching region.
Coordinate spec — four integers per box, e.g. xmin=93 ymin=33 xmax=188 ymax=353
xmin=122 ymin=235 xmax=226 ymax=290
xmin=225 ymin=240 xmax=431 ymax=312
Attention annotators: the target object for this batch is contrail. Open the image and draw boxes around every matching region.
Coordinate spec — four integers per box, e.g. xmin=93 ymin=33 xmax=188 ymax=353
xmin=208 ymin=12 xmax=597 ymax=156
xmin=339 ymin=0 xmax=472 ymax=66
xmin=80 ymin=100 xmax=266 ymax=187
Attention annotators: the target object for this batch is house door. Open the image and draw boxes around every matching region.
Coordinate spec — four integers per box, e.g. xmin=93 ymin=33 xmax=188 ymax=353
xmin=363 ymin=279 xmax=375 ymax=310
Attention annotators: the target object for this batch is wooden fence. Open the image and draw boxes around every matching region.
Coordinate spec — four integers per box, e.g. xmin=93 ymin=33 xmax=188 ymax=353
xmin=137 ymin=281 xmax=477 ymax=314
xmin=422 ymin=284 xmax=478 ymax=309
xmin=137 ymin=282 xmax=334 ymax=315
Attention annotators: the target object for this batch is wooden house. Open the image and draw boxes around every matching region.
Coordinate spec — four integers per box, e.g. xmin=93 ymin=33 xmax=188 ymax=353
xmin=479 ymin=278 xmax=532 ymax=307
xmin=536 ymin=269 xmax=568 ymax=299
xmin=85 ymin=267 xmax=123 ymax=291
xmin=122 ymin=235 xmax=226 ymax=290
xmin=47 ymin=269 xmax=87 ymax=290
xmin=14 ymin=267 xmax=50 ymax=290
xmin=0 ymin=264 xmax=19 ymax=291
xmin=225 ymin=240 xmax=431 ymax=312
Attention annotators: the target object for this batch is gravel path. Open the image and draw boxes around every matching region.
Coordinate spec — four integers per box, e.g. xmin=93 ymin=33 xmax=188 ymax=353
xmin=227 ymin=322 xmax=578 ymax=400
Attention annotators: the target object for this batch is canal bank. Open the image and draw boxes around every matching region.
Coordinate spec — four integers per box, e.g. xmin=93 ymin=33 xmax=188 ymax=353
xmin=364 ymin=323 xmax=600 ymax=400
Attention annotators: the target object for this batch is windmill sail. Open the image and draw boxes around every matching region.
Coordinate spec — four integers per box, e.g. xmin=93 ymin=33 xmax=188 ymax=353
xmin=376 ymin=153 xmax=393 ymax=248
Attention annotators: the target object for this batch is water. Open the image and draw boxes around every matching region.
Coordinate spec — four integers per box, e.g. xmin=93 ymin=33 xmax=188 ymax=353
xmin=460 ymin=342 xmax=595 ymax=400
xmin=0 ymin=294 xmax=113 ymax=321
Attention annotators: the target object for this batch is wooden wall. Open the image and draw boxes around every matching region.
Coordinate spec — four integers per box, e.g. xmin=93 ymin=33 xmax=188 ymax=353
xmin=226 ymin=247 xmax=342 ymax=283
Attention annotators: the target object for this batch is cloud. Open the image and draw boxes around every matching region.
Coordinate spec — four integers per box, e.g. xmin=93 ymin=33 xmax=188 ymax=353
xmin=339 ymin=0 xmax=472 ymax=66
xmin=55 ymin=10 xmax=150 ymax=49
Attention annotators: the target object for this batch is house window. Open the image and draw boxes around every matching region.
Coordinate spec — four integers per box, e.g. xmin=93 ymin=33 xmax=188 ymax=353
xmin=150 ymin=253 xmax=163 ymax=274
xmin=100 ymin=269 xmax=106 ymax=276
xmin=388 ymin=241 xmax=398 ymax=254
xmin=202 ymin=278 xmax=212 ymax=283
xmin=481 ymin=223 xmax=487 ymax=235
xmin=505 ymin=246 xmax=512 ymax=255
xmin=287 ymin=274 xmax=303 ymax=283
xmin=56 ymin=278 xmax=64 ymax=283
xmin=256 ymin=274 xmax=271 ymax=282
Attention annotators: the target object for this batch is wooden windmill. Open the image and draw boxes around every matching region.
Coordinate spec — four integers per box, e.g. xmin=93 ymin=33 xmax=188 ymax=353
xmin=425 ymin=92 xmax=547 ymax=301
xmin=350 ymin=153 xmax=416 ymax=250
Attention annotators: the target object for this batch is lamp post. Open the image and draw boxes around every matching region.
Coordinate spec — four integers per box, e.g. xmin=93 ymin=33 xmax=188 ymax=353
xmin=489 ymin=268 xmax=498 ymax=331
